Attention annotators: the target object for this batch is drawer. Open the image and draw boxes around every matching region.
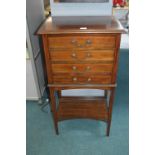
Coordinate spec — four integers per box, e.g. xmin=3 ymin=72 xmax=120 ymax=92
xmin=50 ymin=50 xmax=115 ymax=62
xmin=48 ymin=35 xmax=116 ymax=50
xmin=51 ymin=63 xmax=113 ymax=73
xmin=52 ymin=73 xmax=112 ymax=84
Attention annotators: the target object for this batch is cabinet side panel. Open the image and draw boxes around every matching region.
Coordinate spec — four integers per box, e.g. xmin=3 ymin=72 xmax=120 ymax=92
xmin=111 ymin=34 xmax=121 ymax=83
xmin=42 ymin=35 xmax=53 ymax=84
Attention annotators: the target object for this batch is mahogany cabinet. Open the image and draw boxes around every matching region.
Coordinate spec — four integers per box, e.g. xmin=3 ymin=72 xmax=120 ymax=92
xmin=36 ymin=16 xmax=125 ymax=136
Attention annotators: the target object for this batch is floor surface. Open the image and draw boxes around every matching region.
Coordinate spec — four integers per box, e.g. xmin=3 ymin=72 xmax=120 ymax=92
xmin=26 ymin=49 xmax=129 ymax=155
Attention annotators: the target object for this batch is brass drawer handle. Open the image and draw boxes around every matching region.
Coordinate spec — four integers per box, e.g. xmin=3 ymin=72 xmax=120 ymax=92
xmin=76 ymin=42 xmax=91 ymax=48
xmin=71 ymin=39 xmax=92 ymax=47
xmin=86 ymin=52 xmax=91 ymax=58
xmin=77 ymin=44 xmax=83 ymax=48
xmin=72 ymin=66 xmax=77 ymax=70
xmin=73 ymin=77 xmax=77 ymax=81
xmin=86 ymin=39 xmax=92 ymax=45
xmin=71 ymin=39 xmax=77 ymax=44
xmin=87 ymin=53 xmax=91 ymax=57
xmin=86 ymin=66 xmax=91 ymax=71
xmin=71 ymin=53 xmax=77 ymax=58
xmin=87 ymin=78 xmax=91 ymax=82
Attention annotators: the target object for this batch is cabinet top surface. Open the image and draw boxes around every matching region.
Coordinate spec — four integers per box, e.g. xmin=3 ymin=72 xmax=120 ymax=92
xmin=36 ymin=16 xmax=125 ymax=35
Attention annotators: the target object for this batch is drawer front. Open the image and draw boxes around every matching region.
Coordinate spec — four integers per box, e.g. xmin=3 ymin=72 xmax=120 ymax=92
xmin=50 ymin=50 xmax=115 ymax=62
xmin=51 ymin=63 xmax=113 ymax=73
xmin=52 ymin=73 xmax=112 ymax=84
xmin=48 ymin=35 xmax=116 ymax=50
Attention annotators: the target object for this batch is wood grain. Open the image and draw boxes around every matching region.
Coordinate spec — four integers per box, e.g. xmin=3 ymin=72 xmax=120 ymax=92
xmin=49 ymin=49 xmax=115 ymax=62
xmin=57 ymin=97 xmax=108 ymax=121
xmin=48 ymin=35 xmax=116 ymax=50
xmin=36 ymin=16 xmax=125 ymax=35
xmin=51 ymin=63 xmax=113 ymax=73
xmin=52 ymin=73 xmax=112 ymax=84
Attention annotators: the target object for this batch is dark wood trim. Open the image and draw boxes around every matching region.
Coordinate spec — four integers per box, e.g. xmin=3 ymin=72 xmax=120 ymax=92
xmin=104 ymin=90 xmax=108 ymax=98
xmin=36 ymin=16 xmax=126 ymax=35
xmin=49 ymin=88 xmax=59 ymax=135
xmin=57 ymin=90 xmax=62 ymax=98
xmin=47 ymin=84 xmax=117 ymax=91
xmin=42 ymin=35 xmax=53 ymax=84
xmin=106 ymin=88 xmax=115 ymax=136
xmin=112 ymin=34 xmax=121 ymax=83
xmin=48 ymin=83 xmax=117 ymax=87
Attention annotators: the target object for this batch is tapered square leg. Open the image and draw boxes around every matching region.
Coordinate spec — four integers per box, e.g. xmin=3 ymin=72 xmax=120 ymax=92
xmin=57 ymin=90 xmax=62 ymax=98
xmin=50 ymin=88 xmax=59 ymax=135
xmin=106 ymin=120 xmax=111 ymax=136
xmin=106 ymin=88 xmax=115 ymax=136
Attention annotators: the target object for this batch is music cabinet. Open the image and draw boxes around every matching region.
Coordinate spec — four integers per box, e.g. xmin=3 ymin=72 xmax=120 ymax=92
xmin=36 ymin=16 xmax=125 ymax=136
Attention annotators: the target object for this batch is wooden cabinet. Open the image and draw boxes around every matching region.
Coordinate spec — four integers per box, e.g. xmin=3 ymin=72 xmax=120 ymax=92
xmin=36 ymin=16 xmax=125 ymax=136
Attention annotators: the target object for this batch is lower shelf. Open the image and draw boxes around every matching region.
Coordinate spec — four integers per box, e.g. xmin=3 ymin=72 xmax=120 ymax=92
xmin=57 ymin=97 xmax=108 ymax=121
